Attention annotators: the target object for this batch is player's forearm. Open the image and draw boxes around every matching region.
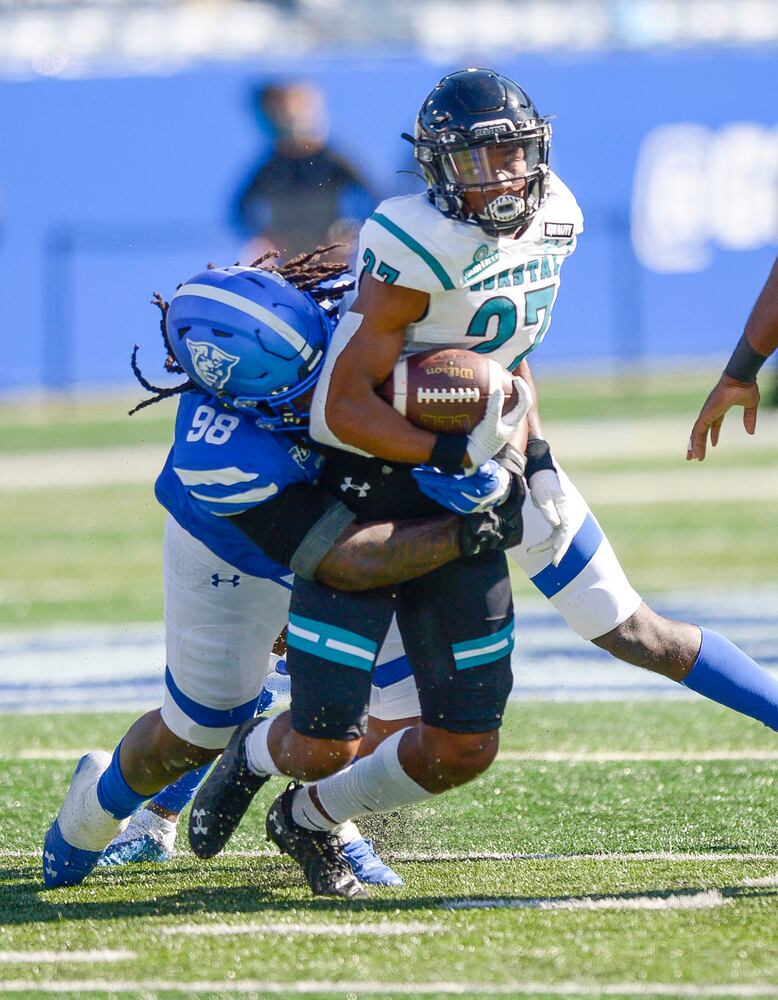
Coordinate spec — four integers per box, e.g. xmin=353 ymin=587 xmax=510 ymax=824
xmin=326 ymin=387 xmax=438 ymax=465
xmin=315 ymin=515 xmax=460 ymax=591
xmin=515 ymin=360 xmax=544 ymax=441
xmin=742 ymin=256 xmax=778 ymax=359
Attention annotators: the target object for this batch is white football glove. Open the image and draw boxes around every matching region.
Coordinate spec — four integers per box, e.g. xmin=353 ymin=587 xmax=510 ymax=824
xmin=526 ymin=468 xmax=574 ymax=568
xmin=465 ymin=375 xmax=533 ymax=469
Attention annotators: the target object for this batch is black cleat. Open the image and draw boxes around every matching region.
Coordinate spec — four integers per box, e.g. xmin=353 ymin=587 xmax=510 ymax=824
xmin=266 ymin=783 xmax=369 ymax=899
xmin=188 ymin=717 xmax=271 ymax=858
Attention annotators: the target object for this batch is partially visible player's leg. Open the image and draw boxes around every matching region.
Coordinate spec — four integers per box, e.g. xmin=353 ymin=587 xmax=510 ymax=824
xmin=270 ymin=554 xmax=514 ymax=896
xmin=189 ymin=580 xmax=396 ymax=862
xmin=512 ymin=466 xmax=778 ymax=732
xmin=99 ymin=683 xmax=280 ymax=867
xmin=593 ymin=606 xmax=778 ymax=731
xmin=43 ymin=519 xmax=290 ymax=888
xmin=362 ymin=616 xmax=421 ymax=755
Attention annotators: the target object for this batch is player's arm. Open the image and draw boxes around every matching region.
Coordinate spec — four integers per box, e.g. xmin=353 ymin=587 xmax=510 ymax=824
xmin=510 ymin=359 xmax=575 ymax=567
xmin=320 ymin=275 xmax=530 ymax=472
xmin=514 ymin=359 xmax=544 ymax=443
xmin=323 ymin=275 xmax=440 ymax=464
xmin=687 ymin=255 xmax=778 ymax=461
xmin=230 ymin=479 xmax=524 ymax=592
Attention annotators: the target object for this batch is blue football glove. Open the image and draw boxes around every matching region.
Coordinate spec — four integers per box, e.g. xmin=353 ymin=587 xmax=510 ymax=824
xmin=412 ymin=459 xmax=511 ymax=515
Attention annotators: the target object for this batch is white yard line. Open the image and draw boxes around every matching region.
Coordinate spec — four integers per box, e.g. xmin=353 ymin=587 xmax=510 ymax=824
xmin=163 ymin=920 xmax=441 ymax=937
xmin=739 ymin=874 xmax=778 ymax=887
xmin=5 ymin=849 xmax=777 ymax=864
xmin=442 ymin=889 xmax=727 ymax=911
xmin=0 ymin=951 xmax=134 ymax=964
xmin=499 ymin=750 xmax=778 ymax=762
xmin=6 ymin=847 xmax=778 ymax=864
xmin=0 ymin=978 xmax=777 ymax=996
xmin=386 ymin=851 xmax=778 ymax=863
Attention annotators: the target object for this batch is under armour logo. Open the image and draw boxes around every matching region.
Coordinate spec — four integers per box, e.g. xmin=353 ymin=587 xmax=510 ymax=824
xmin=191 ymin=809 xmax=208 ymax=835
xmin=268 ymin=808 xmax=283 ymax=837
xmin=44 ymin=851 xmax=57 ymax=879
xmin=211 ymin=574 xmax=241 ymax=588
xmin=340 ymin=477 xmax=371 ymax=498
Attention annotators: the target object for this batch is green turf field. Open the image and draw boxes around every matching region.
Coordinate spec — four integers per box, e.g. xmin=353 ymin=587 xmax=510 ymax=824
xmin=2 ymin=376 xmax=777 ymax=996
xmin=1 ymin=702 xmax=776 ymax=998
xmin=2 ymin=370 xmax=778 ymax=628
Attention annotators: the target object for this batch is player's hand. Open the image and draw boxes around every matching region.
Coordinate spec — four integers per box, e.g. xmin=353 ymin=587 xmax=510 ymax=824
xmin=465 ymin=375 xmax=533 ymax=468
xmin=686 ymin=375 xmax=760 ymax=461
xmin=412 ymin=460 xmax=511 ymax=514
xmin=458 ymin=472 xmax=526 ymax=557
xmin=526 ymin=469 xmax=574 ymax=567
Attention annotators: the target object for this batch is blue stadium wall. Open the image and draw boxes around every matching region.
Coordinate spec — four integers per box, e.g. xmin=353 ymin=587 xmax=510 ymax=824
xmin=1 ymin=49 xmax=776 ymax=390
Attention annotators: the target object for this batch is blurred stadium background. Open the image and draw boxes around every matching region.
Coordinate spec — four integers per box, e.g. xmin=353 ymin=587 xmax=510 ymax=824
xmin=1 ymin=0 xmax=776 ymax=389
xmin=0 ymin=0 xmax=776 ymax=707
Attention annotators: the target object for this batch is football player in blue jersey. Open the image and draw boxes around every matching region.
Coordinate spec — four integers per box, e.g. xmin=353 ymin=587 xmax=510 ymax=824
xmin=42 ymin=247 xmax=527 ymax=890
xmin=189 ymin=68 xmax=778 ymax=899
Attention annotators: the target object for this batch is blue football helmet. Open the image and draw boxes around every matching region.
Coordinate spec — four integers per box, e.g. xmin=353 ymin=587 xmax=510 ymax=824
xmin=166 ymin=265 xmax=332 ymax=431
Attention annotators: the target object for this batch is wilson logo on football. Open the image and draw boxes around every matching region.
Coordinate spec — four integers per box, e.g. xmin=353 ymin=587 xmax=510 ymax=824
xmin=422 ymin=365 xmax=475 ymax=379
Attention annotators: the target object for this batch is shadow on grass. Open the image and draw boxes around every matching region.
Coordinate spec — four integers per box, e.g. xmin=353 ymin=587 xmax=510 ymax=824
xmin=1 ymin=857 xmax=776 ymax=927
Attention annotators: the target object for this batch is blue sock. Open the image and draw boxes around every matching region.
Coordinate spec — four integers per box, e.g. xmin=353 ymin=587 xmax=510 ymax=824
xmin=150 ymin=764 xmax=210 ymax=816
xmin=96 ymin=742 xmax=149 ymax=820
xmin=682 ymin=627 xmax=778 ymax=732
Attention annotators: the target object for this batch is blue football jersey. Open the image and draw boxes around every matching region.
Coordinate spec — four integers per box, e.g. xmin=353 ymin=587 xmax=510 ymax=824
xmin=155 ymin=391 xmax=324 ymax=580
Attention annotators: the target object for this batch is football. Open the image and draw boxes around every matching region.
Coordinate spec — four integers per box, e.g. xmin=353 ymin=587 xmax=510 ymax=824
xmin=377 ymin=348 xmax=518 ymax=435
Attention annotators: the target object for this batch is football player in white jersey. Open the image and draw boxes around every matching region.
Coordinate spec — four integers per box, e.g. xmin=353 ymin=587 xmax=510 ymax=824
xmin=189 ymin=69 xmax=777 ymax=900
xmin=306 ymin=64 xmax=778 ymax=735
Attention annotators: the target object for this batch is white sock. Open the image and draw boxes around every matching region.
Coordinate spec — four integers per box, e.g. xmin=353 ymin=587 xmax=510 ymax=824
xmin=66 ymin=782 xmax=127 ymax=852
xmin=290 ymin=787 xmax=361 ymax=842
xmin=292 ymin=729 xmax=435 ymax=832
xmin=244 ymin=718 xmax=285 ymax=777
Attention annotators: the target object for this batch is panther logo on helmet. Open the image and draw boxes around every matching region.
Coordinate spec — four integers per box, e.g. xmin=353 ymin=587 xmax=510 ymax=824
xmin=186 ymin=340 xmax=240 ymax=391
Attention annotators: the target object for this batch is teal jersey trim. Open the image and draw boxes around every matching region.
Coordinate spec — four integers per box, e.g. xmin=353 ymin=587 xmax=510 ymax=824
xmin=452 ymin=619 xmax=515 ymax=670
xmin=288 ymin=612 xmax=378 ymax=671
xmin=370 ymin=212 xmax=455 ymax=291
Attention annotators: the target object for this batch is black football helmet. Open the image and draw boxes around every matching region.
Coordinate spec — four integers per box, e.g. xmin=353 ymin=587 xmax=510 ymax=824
xmin=405 ymin=68 xmax=552 ymax=237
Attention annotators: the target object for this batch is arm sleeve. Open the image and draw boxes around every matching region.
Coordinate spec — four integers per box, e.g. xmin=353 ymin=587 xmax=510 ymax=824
xmin=230 ymin=482 xmax=356 ymax=580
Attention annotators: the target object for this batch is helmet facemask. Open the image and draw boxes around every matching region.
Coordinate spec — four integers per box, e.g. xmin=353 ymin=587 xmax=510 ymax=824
xmin=416 ymin=122 xmax=552 ymax=237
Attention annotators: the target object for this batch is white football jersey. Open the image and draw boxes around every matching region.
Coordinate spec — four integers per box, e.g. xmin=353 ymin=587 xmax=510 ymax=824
xmin=358 ymin=170 xmax=583 ymax=371
xmin=309 ymin=171 xmax=583 ymax=452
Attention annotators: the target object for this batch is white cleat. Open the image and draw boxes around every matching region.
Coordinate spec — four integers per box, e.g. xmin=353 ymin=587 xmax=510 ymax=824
xmin=42 ymin=751 xmax=129 ymax=888
xmin=98 ymin=807 xmax=177 ymax=866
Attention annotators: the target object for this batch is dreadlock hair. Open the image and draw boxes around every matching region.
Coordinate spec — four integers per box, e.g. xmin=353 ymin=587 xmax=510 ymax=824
xmin=129 ymin=244 xmax=354 ymax=416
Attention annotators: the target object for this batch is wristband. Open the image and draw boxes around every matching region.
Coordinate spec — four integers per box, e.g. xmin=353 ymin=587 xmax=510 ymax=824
xmin=723 ymin=334 xmax=768 ymax=383
xmin=429 ymin=434 xmax=469 ymax=474
xmin=495 ymin=443 xmax=526 ymax=477
xmin=524 ymin=438 xmax=556 ymax=480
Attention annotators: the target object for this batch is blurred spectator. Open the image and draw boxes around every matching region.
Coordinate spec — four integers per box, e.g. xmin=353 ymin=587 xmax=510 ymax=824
xmin=233 ymin=80 xmax=376 ymax=263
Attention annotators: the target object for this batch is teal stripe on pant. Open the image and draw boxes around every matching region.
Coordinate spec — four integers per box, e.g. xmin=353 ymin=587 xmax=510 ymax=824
xmin=452 ymin=619 xmax=515 ymax=670
xmin=288 ymin=612 xmax=378 ymax=671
